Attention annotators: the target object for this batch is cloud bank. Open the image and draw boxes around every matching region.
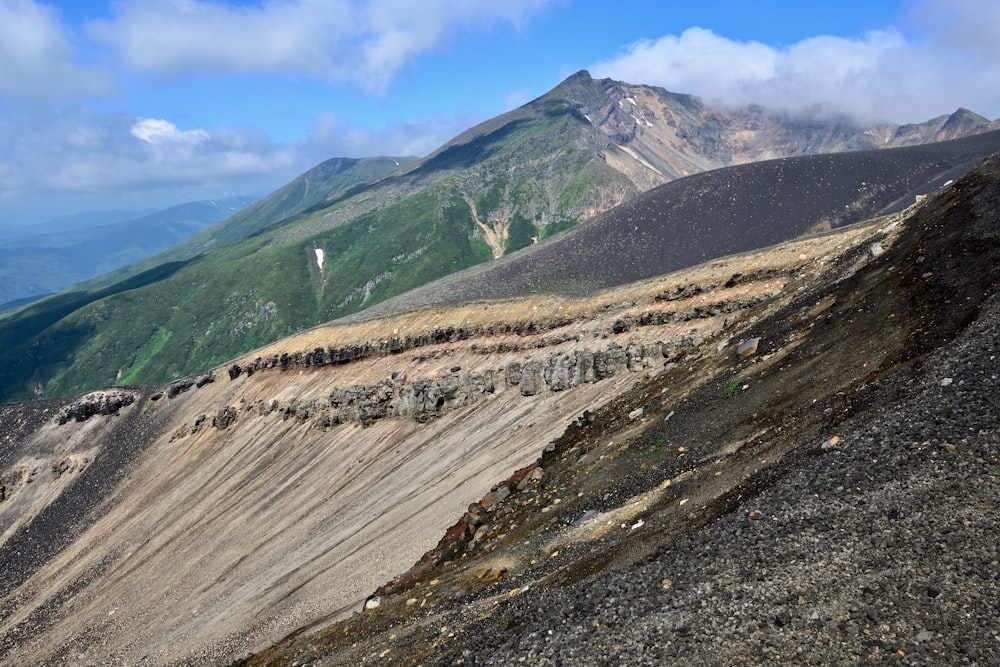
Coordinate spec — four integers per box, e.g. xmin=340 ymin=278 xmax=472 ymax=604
xmin=0 ymin=0 xmax=552 ymax=222
xmin=86 ymin=0 xmax=554 ymax=94
xmin=591 ymin=0 xmax=1000 ymax=123
xmin=2 ymin=0 xmax=999 ymax=226
xmin=0 ymin=0 xmax=112 ymax=98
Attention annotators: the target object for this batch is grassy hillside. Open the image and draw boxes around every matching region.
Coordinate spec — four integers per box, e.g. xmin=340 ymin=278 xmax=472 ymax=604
xmin=72 ymin=157 xmax=409 ymax=293
xmin=0 ymin=91 xmax=640 ymax=402
xmin=354 ymin=129 xmax=1000 ymax=316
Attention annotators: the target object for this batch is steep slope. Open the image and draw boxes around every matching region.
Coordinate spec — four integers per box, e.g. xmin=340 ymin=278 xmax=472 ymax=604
xmin=555 ymin=71 xmax=1000 ymax=176
xmin=0 ymin=209 xmax=910 ymax=665
xmin=243 ymin=154 xmax=1000 ymax=666
xmin=2 ymin=72 xmax=997 ymax=405
xmin=1 ymin=149 xmax=998 ymax=665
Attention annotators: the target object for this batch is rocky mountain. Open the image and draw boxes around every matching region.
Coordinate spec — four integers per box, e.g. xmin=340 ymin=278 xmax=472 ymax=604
xmin=549 ymin=71 xmax=999 ymax=179
xmin=1 ymin=72 xmax=998 ymax=407
xmin=1 ymin=142 xmax=999 ymax=664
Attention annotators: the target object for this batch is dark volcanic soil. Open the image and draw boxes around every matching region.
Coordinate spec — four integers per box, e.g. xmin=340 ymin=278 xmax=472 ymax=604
xmin=356 ymin=130 xmax=1000 ymax=320
xmin=242 ymin=155 xmax=1000 ymax=665
xmin=421 ymin=296 xmax=1000 ymax=667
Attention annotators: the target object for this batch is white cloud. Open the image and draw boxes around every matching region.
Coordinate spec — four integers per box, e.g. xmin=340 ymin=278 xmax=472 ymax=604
xmin=0 ymin=0 xmax=112 ymax=98
xmin=131 ymin=118 xmax=211 ymax=144
xmin=0 ymin=104 xmax=299 ymax=213
xmin=0 ymin=98 xmax=474 ymax=225
xmin=591 ymin=2 xmax=1000 ymax=123
xmin=87 ymin=0 xmax=555 ymax=93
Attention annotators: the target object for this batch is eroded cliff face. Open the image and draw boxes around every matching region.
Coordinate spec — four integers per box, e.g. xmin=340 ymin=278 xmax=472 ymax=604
xmin=0 ymin=210 xmax=905 ymax=665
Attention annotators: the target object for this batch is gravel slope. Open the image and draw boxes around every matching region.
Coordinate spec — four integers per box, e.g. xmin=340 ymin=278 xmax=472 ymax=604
xmin=425 ymin=293 xmax=1000 ymax=666
xmin=244 ymin=153 xmax=1000 ymax=666
xmin=405 ymin=157 xmax=1000 ymax=666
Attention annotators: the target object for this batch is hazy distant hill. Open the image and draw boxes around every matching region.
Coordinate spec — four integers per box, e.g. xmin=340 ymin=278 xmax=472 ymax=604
xmin=0 ymin=71 xmax=998 ymax=403
xmin=0 ymin=209 xmax=154 ymax=238
xmin=0 ymin=197 xmax=255 ymax=307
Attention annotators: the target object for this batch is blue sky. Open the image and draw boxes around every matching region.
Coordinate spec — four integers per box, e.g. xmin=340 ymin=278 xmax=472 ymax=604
xmin=2 ymin=0 xmax=999 ymax=227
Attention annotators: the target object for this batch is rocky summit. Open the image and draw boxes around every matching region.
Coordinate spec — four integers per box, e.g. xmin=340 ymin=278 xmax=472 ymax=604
xmin=2 ymin=147 xmax=1000 ymax=665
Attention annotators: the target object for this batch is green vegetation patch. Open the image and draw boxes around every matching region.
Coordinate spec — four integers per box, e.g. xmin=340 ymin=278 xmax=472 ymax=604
xmin=119 ymin=327 xmax=172 ymax=385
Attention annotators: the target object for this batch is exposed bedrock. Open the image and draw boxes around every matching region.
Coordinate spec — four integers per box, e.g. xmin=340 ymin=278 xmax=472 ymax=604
xmin=55 ymin=389 xmax=136 ymax=425
xmin=178 ymin=338 xmax=690 ymax=440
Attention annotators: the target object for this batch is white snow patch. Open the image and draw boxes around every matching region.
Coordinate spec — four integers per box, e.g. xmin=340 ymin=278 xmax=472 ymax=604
xmin=626 ymin=96 xmax=637 ymax=106
xmin=584 ymin=114 xmax=592 ymax=123
xmin=314 ymin=248 xmax=325 ymax=272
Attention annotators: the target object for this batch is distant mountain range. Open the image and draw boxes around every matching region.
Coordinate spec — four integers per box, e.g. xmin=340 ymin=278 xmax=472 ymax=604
xmin=0 ymin=197 xmax=256 ymax=308
xmin=0 ymin=70 xmax=998 ymax=403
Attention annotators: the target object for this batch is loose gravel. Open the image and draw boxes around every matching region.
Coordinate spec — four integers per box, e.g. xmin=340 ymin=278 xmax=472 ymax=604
xmin=423 ymin=293 xmax=1000 ymax=666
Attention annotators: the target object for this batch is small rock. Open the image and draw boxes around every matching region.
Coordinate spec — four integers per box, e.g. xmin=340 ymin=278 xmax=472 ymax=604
xmin=364 ymin=597 xmax=381 ymax=610
xmin=940 ymin=377 xmax=953 ymax=387
xmin=628 ymin=407 xmax=644 ymax=420
xmin=482 ymin=485 xmax=510 ymax=509
xmin=737 ymin=338 xmax=761 ymax=357
xmin=916 ymin=630 xmax=935 ymax=642
xmin=821 ymin=436 xmax=842 ymax=450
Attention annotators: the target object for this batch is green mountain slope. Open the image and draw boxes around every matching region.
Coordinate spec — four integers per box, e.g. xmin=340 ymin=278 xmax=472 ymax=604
xmin=1 ymin=72 xmax=998 ymax=403
xmin=74 ymin=156 xmax=410 ymax=292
